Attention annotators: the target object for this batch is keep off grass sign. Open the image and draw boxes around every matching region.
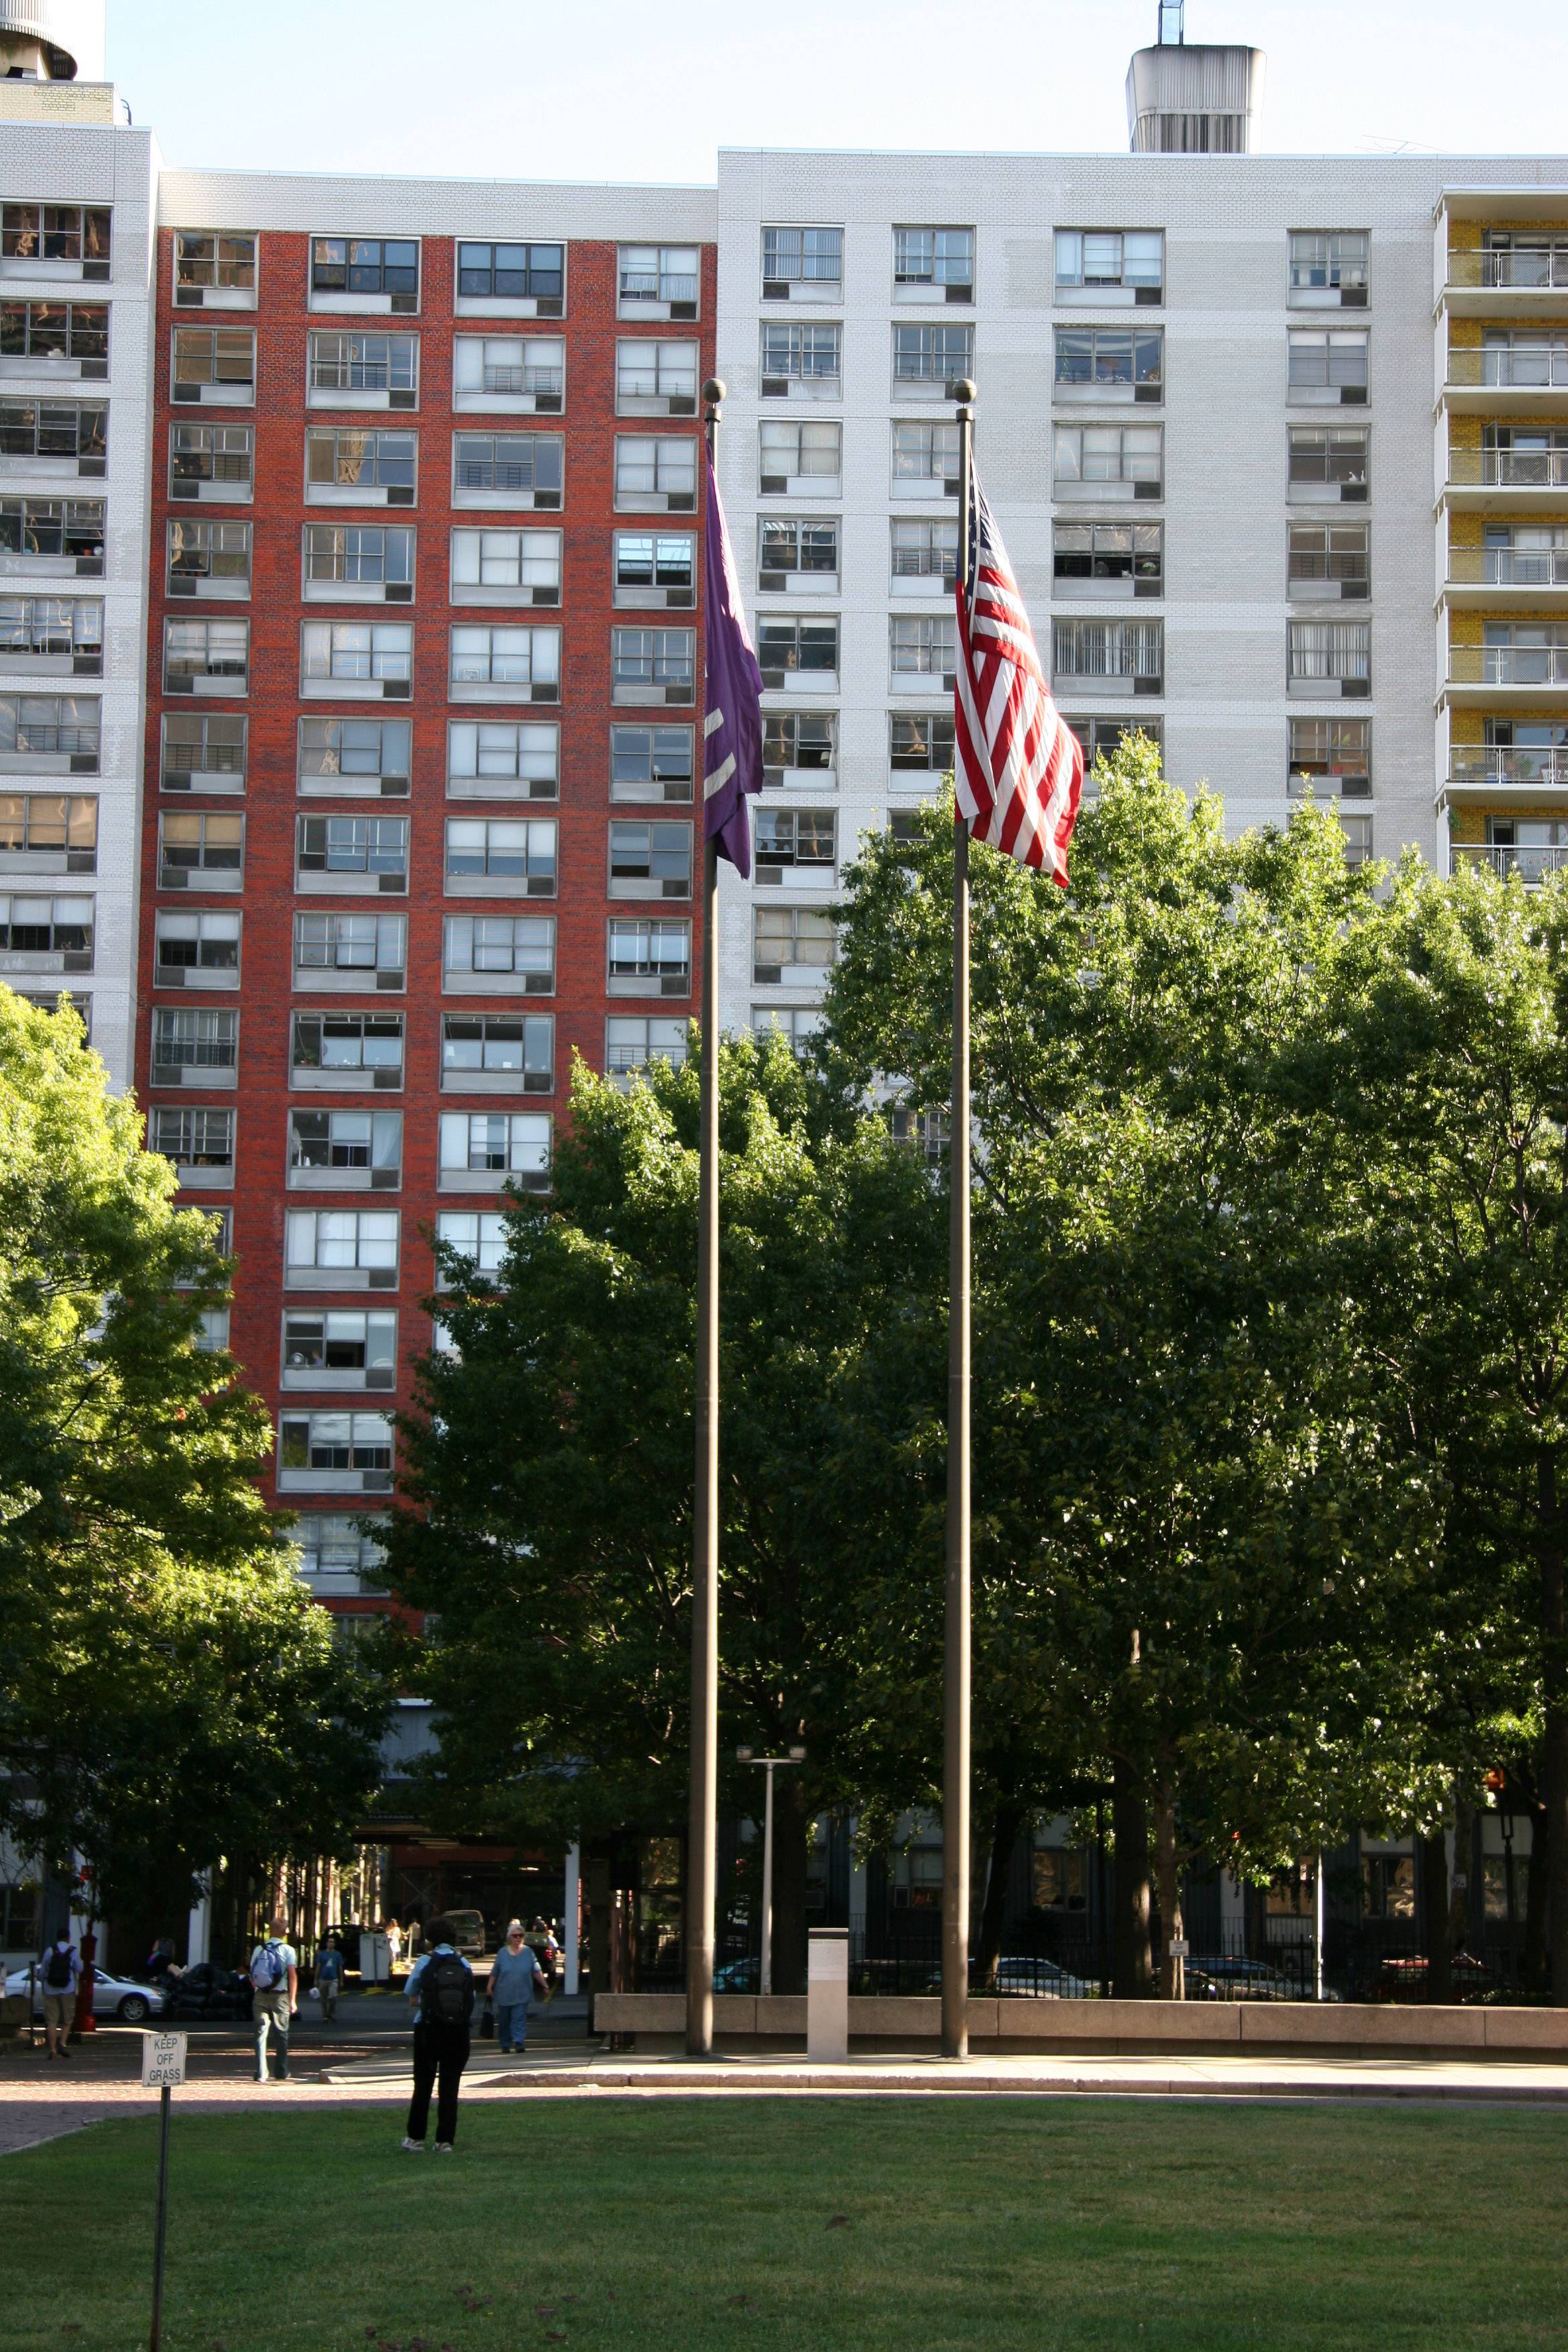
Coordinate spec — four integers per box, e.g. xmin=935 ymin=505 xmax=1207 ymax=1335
xmin=141 ymin=2032 xmax=187 ymax=2089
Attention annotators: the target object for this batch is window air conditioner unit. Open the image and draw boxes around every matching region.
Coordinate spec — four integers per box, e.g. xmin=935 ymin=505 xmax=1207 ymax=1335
xmin=389 ymin=389 xmax=415 ymax=410
xmin=946 ymin=283 xmax=973 ymax=305
xmin=1339 ymin=386 xmax=1367 ymax=406
xmin=531 ymin=587 xmax=558 ymax=607
xmin=668 ymin=396 xmax=696 ymax=417
xmin=1134 ymin=383 xmax=1161 ymax=405
xmin=387 ymin=485 xmax=413 ymax=505
xmin=534 ymin=491 xmax=560 ymax=510
xmin=380 ymin=777 xmax=410 ymax=796
xmin=754 ymin=964 xmax=782 ymax=985
xmin=1134 ymin=285 xmax=1162 ymax=307
xmin=390 ymin=293 xmax=418 ymax=315
xmin=1134 ymin=481 xmax=1162 ymax=501
xmin=761 ymin=377 xmax=788 ymax=398
xmin=537 ymin=298 xmax=563 ymax=320
xmin=761 ymin=475 xmax=787 ymax=495
xmin=163 ymin=769 xmax=192 ymax=791
xmin=170 ymin=480 xmax=199 ymax=500
xmin=670 ymin=301 xmax=697 ymax=322
xmin=175 ymin=287 xmax=203 ymax=306
xmin=535 ymin=393 xmax=562 ymax=414
xmin=524 ymin=973 xmax=552 ymax=994
xmin=370 ymin=1167 xmax=399 ymax=1190
xmin=762 ymin=279 xmax=790 ymax=301
xmin=377 ymin=873 xmax=405 ymax=893
xmin=660 ymin=974 xmax=688 ymax=995
xmin=386 ymin=582 xmax=413 ymax=603
xmin=77 ymin=457 xmax=105 ymax=478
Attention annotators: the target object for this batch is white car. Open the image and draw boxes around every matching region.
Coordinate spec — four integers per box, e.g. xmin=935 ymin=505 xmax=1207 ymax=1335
xmin=5 ymin=1964 xmax=167 ymax=2024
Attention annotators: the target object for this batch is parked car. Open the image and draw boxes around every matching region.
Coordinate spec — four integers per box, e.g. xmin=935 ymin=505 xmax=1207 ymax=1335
xmin=713 ymin=1957 xmax=760 ymax=1993
xmin=5 ymin=1965 xmax=166 ymax=2025
xmin=1187 ymin=1956 xmax=1326 ymax=2002
xmin=922 ymin=1956 xmax=1097 ymax=1999
xmin=156 ymin=1961 xmax=254 ymax=2021
xmin=443 ymin=1909 xmax=487 ymax=1956
xmin=1372 ymin=1952 xmax=1492 ymax=2001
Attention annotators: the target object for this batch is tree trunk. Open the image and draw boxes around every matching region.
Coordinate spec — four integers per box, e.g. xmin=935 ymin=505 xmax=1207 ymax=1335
xmin=1524 ymin=1798 xmax=1551 ymax=1996
xmin=1449 ymin=1791 xmax=1476 ymax=1959
xmin=1153 ymin=1785 xmax=1185 ymax=2000
xmin=974 ymin=1799 xmax=1025 ymax=1992
xmin=585 ymin=1848 xmax=611 ymax=2029
xmin=1422 ymin=1830 xmax=1452 ymax=2005
xmin=1540 ymin=1449 xmax=1568 ymax=2005
xmin=769 ymin=1771 xmax=810 ymax=1996
xmin=1112 ymin=1761 xmax=1153 ymax=1999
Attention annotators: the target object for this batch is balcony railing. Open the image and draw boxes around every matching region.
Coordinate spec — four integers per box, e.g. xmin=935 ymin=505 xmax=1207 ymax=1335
xmin=1446 ymin=449 xmax=1568 ymax=490
xmin=1447 ymin=248 xmax=1568 ymax=293
xmin=1448 ymin=644 xmax=1568 ymax=687
xmin=1453 ymin=842 xmax=1568 ymax=880
xmin=1447 ymin=547 xmax=1568 ymax=589
xmin=1449 ymin=748 xmax=1568 ymax=788
xmin=1446 ymin=346 xmax=1568 ymax=391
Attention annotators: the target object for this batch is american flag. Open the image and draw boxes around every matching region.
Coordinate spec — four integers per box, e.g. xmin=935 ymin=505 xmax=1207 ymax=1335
xmin=954 ymin=464 xmax=1083 ymax=884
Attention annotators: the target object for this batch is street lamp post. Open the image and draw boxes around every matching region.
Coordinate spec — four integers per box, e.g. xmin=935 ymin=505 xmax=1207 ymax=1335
xmin=736 ymin=1745 xmax=806 ymax=1996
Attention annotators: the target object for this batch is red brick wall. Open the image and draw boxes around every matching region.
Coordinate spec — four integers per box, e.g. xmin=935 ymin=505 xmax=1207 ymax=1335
xmin=137 ymin=228 xmax=716 ymax=1561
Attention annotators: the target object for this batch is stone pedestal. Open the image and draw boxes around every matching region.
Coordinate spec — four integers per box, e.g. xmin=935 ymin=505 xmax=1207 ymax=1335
xmin=807 ymin=1926 xmax=849 ymax=2061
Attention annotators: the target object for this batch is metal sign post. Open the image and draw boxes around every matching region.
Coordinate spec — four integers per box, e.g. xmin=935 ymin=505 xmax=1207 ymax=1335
xmin=142 ymin=2031 xmax=186 ymax=2352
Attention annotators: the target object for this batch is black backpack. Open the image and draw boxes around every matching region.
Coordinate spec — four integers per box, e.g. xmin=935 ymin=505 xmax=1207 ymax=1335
xmin=420 ymin=1951 xmax=473 ymax=2026
xmin=43 ymin=1945 xmax=72 ymax=1990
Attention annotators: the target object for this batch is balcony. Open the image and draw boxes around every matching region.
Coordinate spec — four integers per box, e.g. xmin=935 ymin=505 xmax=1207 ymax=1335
xmin=1442 ymin=246 xmax=1568 ymax=320
xmin=1442 ymin=643 xmax=1568 ymax=706
xmin=1442 ymin=545 xmax=1568 ymax=607
xmin=1441 ymin=447 xmax=1568 ymax=515
xmin=1442 ymin=747 xmax=1568 ymax=807
xmin=1451 ymin=842 xmax=1568 ymax=882
xmin=1442 ymin=345 xmax=1568 ymax=415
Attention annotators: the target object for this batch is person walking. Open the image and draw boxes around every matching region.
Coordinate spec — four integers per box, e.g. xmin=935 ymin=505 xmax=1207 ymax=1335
xmin=315 ymin=1934 xmax=343 ymax=2024
xmin=400 ymin=1914 xmax=473 ymax=2153
xmin=249 ymin=1919 xmax=299 ymax=2082
xmin=487 ymin=1919 xmax=548 ymax=2055
xmin=38 ymin=1934 xmax=79 ymax=2060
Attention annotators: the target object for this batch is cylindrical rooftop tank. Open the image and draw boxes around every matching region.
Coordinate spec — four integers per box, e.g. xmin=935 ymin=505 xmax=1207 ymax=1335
xmin=0 ymin=1 xmax=105 ymax=80
xmin=1125 ymin=40 xmax=1266 ymax=152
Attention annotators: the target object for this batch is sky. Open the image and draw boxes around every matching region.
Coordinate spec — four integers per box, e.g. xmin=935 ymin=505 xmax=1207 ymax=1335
xmin=107 ymin=0 xmax=1568 ymax=184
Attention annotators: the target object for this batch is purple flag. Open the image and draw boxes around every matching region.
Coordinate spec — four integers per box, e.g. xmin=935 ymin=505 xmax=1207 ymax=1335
xmin=702 ymin=450 xmax=764 ymax=878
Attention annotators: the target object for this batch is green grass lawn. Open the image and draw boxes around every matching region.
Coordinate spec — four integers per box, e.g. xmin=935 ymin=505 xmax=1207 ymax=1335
xmin=7 ymin=2096 xmax=1568 ymax=2351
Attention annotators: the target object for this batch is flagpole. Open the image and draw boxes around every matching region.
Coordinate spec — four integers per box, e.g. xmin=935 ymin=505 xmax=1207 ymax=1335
xmin=685 ymin=375 xmax=726 ymax=2059
xmin=942 ymin=377 xmax=977 ymax=2063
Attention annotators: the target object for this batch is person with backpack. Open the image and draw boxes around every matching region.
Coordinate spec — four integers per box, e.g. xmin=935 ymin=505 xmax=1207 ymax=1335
xmin=248 ymin=1919 xmax=299 ymax=2082
xmin=400 ymin=1914 xmax=473 ymax=2153
xmin=38 ymin=1936 xmax=79 ymax=2059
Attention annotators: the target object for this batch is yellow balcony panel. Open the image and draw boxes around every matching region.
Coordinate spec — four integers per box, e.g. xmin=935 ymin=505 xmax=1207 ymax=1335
xmin=1451 ymin=842 xmax=1568 ymax=883
xmin=1442 ymin=644 xmax=1568 ymax=705
xmin=1442 ymin=344 xmax=1568 ymax=413
xmin=1442 ymin=447 xmax=1568 ymax=513
xmin=1440 ymin=200 xmax=1568 ymax=317
xmin=1441 ymin=546 xmax=1568 ymax=607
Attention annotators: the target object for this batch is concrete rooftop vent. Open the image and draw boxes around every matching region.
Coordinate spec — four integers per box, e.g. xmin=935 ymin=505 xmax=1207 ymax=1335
xmin=0 ymin=0 xmax=105 ymax=80
xmin=1126 ymin=1 xmax=1265 ymax=153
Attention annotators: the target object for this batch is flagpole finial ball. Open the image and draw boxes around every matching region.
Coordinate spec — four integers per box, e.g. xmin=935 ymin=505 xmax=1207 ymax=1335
xmin=952 ymin=378 xmax=977 ymax=405
xmin=703 ymin=378 xmax=726 ymax=406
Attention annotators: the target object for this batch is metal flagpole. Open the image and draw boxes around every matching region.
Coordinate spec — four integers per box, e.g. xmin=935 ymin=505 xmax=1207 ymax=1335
xmin=685 ymin=376 xmax=727 ymax=2059
xmin=942 ymin=377 xmax=977 ymax=2063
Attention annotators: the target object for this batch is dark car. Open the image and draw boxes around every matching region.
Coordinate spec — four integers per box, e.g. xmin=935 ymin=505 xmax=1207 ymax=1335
xmin=1373 ymin=1952 xmax=1492 ymax=2002
xmin=158 ymin=1961 xmax=254 ymax=2020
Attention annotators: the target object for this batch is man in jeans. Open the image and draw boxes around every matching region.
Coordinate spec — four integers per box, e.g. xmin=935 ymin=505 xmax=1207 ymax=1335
xmin=249 ymin=1920 xmax=299 ymax=2082
xmin=400 ymin=1914 xmax=473 ymax=2153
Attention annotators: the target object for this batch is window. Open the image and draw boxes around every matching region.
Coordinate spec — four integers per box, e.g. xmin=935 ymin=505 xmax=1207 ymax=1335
xmin=892 ymin=422 xmax=961 ymax=489
xmin=752 ymin=905 xmax=836 ymax=982
xmin=456 ymin=242 xmax=563 ymax=305
xmin=436 ymin=1208 xmax=509 ymax=1274
xmin=1476 ymin=232 xmax=1568 ymax=293
xmin=0 ymin=690 xmax=98 ymax=763
xmin=0 ymin=497 xmax=104 ymax=568
xmin=0 ymin=398 xmax=105 ymax=462
xmin=442 ymin=914 xmax=554 ymax=987
xmin=292 ymin=1513 xmax=389 ymax=1588
xmin=759 ymin=420 xmax=840 ymax=491
xmin=608 ymin=820 xmax=692 ymax=894
xmin=305 ymin=426 xmax=417 ymax=496
xmin=1052 ymin=618 xmax=1163 ymax=686
xmin=447 ymin=719 xmax=559 ymax=799
xmin=1052 ymin=424 xmax=1163 ymax=488
xmin=293 ymin=910 xmax=406 ymax=979
xmin=890 ymin=712 xmax=956 ymax=773
xmin=1479 ymin=426 xmax=1568 ymax=489
xmin=172 ymin=327 xmax=254 ymax=395
xmin=195 ymin=1308 xmax=230 ymax=1354
xmin=762 ymin=227 xmax=842 ymax=293
xmin=758 ymin=519 xmax=837 ymax=583
xmin=893 ymin=226 xmax=974 ymax=292
xmin=886 ymin=1106 xmax=950 ymax=1167
xmin=167 ymin=518 xmax=250 ymax=591
xmin=0 ymin=892 xmax=91 ymax=957
xmin=751 ymin=1006 xmax=823 ymax=1055
xmin=1 ymin=301 xmax=107 ymax=365
xmin=754 ymin=808 xmax=834 ymax=870
xmin=1288 ymin=620 xmax=1371 ymax=687
xmin=1287 ymin=425 xmax=1368 ymax=497
xmin=618 ymin=245 xmax=699 ymax=313
xmin=760 ymin=322 xmax=841 ymax=389
xmin=1479 ymin=524 xmax=1568 ymax=589
xmin=0 ymin=790 xmax=95 ymax=861
xmin=450 ymin=624 xmax=560 ymax=697
xmin=175 ymin=231 xmax=255 ymax=293
xmin=890 ymin=519 xmax=959 ymax=585
xmin=1340 ymin=814 xmax=1373 ymax=869
xmin=1054 ymin=521 xmax=1163 ymax=587
xmin=1055 ymin=230 xmax=1163 ymax=293
xmin=278 ymin=1410 xmax=393 ymax=1485
xmin=155 ymin=908 xmax=239 ymax=980
xmin=763 ymin=712 xmax=836 ymax=774
xmin=1288 ymin=717 xmax=1371 ymax=798
xmin=1287 ymin=520 xmax=1369 ymax=595
xmin=892 ymin=324 xmax=973 ymax=385
xmin=1289 ymin=232 xmax=1368 ymax=298
xmin=440 ymin=1111 xmax=550 ymax=1183
xmin=450 ymin=526 xmax=561 ymax=601
xmin=297 ymin=716 xmax=409 ymax=793
xmin=889 ymin=614 xmax=957 ymax=683
xmin=164 ymin=617 xmax=248 ymax=690
xmin=607 ymin=916 xmax=691 ymax=991
xmin=170 ymin=422 xmax=252 ymax=495
xmin=1288 ymin=330 xmax=1367 ymax=395
xmin=2 ymin=203 xmax=110 ymax=266
xmin=614 ymin=434 xmax=697 ymax=509
xmin=605 ymin=1016 xmax=689 ymax=1076
xmin=615 ymin=340 xmax=697 ymax=410
xmin=158 ymin=808 xmax=244 ymax=883
xmin=1476 ymin=330 xmax=1568 ymax=391
xmin=445 ymin=816 xmax=556 ymax=889
xmin=1055 ymin=326 xmax=1163 ymax=391
xmin=1067 ymin=717 xmax=1161 ymax=775
xmin=308 ymin=332 xmax=418 ymax=399
xmin=610 ymin=724 xmax=694 ymax=803
xmin=758 ymin=616 xmax=837 ymax=685
xmin=151 ymin=1007 xmax=238 ymax=1075
xmin=301 ymin=620 xmax=412 ymax=685
xmin=283 ymin=1308 xmax=397 ymax=1383
xmin=310 ymin=236 xmax=419 ymax=302
xmin=150 ymin=1107 xmax=234 ymax=1173
xmin=611 ymin=626 xmax=695 ymax=701
xmin=442 ymin=1012 xmax=553 ymax=1088
xmin=614 ymin=531 xmax=695 ymax=602
xmin=0 ymin=595 xmax=101 ymax=662
xmin=1482 ymin=622 xmax=1568 ymax=687
xmin=454 ymin=334 xmax=564 ymax=405
xmin=289 ymin=1107 xmax=402 ymax=1180
xmin=292 ymin=1012 xmax=403 ymax=1075
xmin=453 ymin=430 xmax=562 ymax=502
xmin=1471 ymin=720 xmax=1568 ymax=790
xmin=301 ymin=523 xmax=414 ymax=592
xmin=296 ymin=813 xmax=407 ymax=881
